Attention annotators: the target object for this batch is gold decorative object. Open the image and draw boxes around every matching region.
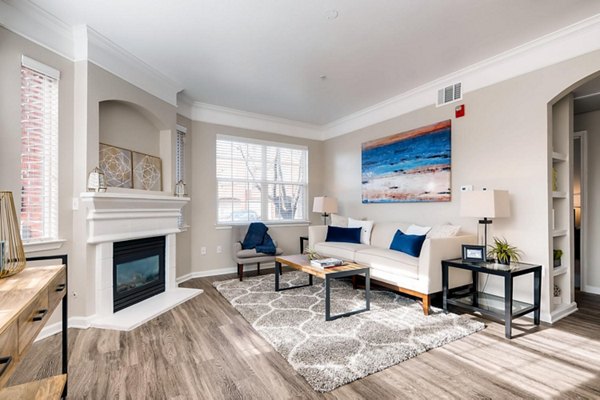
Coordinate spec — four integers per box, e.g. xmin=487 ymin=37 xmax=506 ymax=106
xmin=133 ymin=151 xmax=162 ymax=191
xmin=0 ymin=191 xmax=27 ymax=278
xmin=99 ymin=143 xmax=133 ymax=188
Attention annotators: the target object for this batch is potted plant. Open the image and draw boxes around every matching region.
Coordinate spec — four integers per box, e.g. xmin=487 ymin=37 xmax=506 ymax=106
xmin=487 ymin=237 xmax=522 ymax=265
xmin=553 ymin=249 xmax=563 ymax=268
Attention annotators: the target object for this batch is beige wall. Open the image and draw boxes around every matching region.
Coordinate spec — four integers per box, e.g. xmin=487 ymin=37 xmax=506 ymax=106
xmin=175 ymin=114 xmax=193 ymax=279
xmin=99 ymin=101 xmax=161 ymax=157
xmin=574 ymin=111 xmax=600 ymax=292
xmin=0 ymin=26 xmax=75 ymax=325
xmin=189 ymin=121 xmax=324 ymax=274
xmin=323 ymin=48 xmax=600 ymax=320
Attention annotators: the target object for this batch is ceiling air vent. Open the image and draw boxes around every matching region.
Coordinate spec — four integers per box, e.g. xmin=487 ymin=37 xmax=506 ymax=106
xmin=437 ymin=82 xmax=462 ymax=106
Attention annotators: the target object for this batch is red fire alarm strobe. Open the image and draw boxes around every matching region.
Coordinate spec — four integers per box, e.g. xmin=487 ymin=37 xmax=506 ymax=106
xmin=455 ymin=104 xmax=465 ymax=118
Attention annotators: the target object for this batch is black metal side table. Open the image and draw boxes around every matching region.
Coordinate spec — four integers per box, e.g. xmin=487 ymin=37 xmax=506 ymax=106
xmin=299 ymin=235 xmax=308 ymax=253
xmin=442 ymin=258 xmax=542 ymax=339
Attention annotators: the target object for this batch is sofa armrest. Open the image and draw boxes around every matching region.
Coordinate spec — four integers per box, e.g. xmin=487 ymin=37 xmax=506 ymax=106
xmin=308 ymin=225 xmax=328 ymax=249
xmin=233 ymin=241 xmax=242 ymax=253
xmin=418 ymin=234 xmax=477 ymax=293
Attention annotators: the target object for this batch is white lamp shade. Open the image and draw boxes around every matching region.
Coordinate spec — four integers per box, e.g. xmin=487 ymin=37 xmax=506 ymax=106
xmin=313 ymin=196 xmax=338 ymax=214
xmin=460 ymin=190 xmax=510 ymax=219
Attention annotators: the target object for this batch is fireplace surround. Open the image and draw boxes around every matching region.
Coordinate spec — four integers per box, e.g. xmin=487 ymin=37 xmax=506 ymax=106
xmin=81 ymin=192 xmax=201 ymax=331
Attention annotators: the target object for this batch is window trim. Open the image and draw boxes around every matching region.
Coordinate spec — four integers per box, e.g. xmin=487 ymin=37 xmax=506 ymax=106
xmin=216 ymin=135 xmax=309 ymax=225
xmin=19 ymin=57 xmax=60 ymax=244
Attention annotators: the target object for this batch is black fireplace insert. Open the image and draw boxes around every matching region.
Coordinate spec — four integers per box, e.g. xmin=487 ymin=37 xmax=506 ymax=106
xmin=113 ymin=236 xmax=165 ymax=312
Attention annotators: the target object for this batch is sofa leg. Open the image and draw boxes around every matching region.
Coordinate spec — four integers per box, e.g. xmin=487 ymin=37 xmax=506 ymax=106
xmin=257 ymin=262 xmax=261 ymax=276
xmin=238 ymin=264 xmax=243 ymax=281
xmin=422 ymin=294 xmax=431 ymax=316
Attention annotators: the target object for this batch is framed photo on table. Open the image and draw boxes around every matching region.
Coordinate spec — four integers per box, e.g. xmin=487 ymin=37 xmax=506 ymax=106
xmin=462 ymin=244 xmax=487 ymax=262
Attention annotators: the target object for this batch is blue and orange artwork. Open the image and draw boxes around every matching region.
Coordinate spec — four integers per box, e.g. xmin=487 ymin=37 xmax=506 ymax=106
xmin=362 ymin=120 xmax=451 ymax=203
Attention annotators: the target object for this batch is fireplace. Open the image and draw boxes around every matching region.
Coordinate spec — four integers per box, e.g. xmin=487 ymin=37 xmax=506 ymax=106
xmin=113 ymin=236 xmax=166 ymax=312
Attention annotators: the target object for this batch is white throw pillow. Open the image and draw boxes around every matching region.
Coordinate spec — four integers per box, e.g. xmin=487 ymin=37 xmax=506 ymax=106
xmin=406 ymin=224 xmax=431 ymax=236
xmin=330 ymin=214 xmax=348 ymax=227
xmin=348 ymin=217 xmax=374 ymax=245
xmin=427 ymin=224 xmax=461 ymax=238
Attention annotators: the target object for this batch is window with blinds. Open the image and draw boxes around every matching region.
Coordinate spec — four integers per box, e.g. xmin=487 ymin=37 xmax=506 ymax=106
xmin=176 ymin=127 xmax=186 ymax=228
xmin=216 ymin=136 xmax=308 ymax=224
xmin=19 ymin=57 xmax=59 ymax=242
xmin=176 ymin=128 xmax=185 ymax=183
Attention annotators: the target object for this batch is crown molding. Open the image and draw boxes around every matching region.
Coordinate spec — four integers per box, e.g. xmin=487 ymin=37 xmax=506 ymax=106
xmin=76 ymin=25 xmax=183 ymax=106
xmin=321 ymin=13 xmax=600 ymax=140
xmin=0 ymin=0 xmax=74 ymax=59
xmin=1 ymin=1 xmax=182 ymax=106
xmin=191 ymin=102 xmax=322 ymax=140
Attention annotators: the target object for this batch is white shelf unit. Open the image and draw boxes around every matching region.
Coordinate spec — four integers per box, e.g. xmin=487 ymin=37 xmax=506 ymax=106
xmin=548 ymin=95 xmax=576 ymax=322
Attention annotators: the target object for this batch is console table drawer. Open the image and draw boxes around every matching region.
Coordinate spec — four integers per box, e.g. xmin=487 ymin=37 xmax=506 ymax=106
xmin=48 ymin=268 xmax=67 ymax=311
xmin=0 ymin=323 xmax=18 ymax=388
xmin=18 ymin=289 xmax=49 ymax=354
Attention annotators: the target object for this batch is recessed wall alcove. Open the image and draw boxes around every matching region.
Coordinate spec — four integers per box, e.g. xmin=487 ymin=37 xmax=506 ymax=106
xmin=98 ymin=100 xmax=172 ymax=192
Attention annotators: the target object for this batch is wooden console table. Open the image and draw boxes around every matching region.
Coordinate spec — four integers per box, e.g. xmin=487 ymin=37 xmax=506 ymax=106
xmin=0 ymin=257 xmax=68 ymax=399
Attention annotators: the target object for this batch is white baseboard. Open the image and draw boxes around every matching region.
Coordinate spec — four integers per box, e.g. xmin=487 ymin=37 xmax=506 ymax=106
xmin=176 ymin=262 xmax=275 ymax=284
xmin=549 ymin=301 xmax=578 ymax=323
xmin=35 ymin=315 xmax=96 ymax=342
xmin=582 ymin=285 xmax=600 ymax=295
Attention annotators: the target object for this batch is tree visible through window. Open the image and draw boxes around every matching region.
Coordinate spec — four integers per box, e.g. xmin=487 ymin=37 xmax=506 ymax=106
xmin=216 ymin=136 xmax=308 ymax=223
xmin=20 ymin=59 xmax=59 ymax=242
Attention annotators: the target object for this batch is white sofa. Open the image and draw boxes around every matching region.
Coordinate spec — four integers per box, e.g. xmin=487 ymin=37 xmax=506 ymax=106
xmin=308 ymin=222 xmax=476 ymax=315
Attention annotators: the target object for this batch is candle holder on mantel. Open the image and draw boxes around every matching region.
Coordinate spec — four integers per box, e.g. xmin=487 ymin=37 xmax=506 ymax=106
xmin=0 ymin=191 xmax=27 ymax=279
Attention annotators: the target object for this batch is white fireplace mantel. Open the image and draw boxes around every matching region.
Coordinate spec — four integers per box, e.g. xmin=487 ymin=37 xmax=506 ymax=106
xmin=80 ymin=191 xmax=200 ymax=331
xmin=81 ymin=192 xmax=190 ymax=244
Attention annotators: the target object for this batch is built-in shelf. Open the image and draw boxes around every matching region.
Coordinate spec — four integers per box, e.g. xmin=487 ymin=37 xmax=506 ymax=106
xmin=552 ymin=191 xmax=567 ymax=198
xmin=552 ymin=265 xmax=568 ymax=276
xmin=552 ymin=229 xmax=568 ymax=237
xmin=552 ymin=152 xmax=567 ymax=162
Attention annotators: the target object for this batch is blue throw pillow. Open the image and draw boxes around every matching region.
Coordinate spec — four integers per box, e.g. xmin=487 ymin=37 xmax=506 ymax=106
xmin=326 ymin=226 xmax=362 ymax=244
xmin=389 ymin=229 xmax=427 ymax=257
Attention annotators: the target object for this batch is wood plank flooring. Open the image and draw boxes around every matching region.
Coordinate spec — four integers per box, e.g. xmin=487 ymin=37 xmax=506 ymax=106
xmin=8 ymin=269 xmax=600 ymax=399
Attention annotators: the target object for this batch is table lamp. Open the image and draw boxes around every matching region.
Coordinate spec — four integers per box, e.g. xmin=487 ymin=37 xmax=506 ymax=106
xmin=460 ymin=189 xmax=510 ymax=252
xmin=313 ymin=196 xmax=338 ymax=225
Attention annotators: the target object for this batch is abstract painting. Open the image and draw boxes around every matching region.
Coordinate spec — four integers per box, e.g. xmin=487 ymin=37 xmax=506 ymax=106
xmin=361 ymin=120 xmax=451 ymax=203
xmin=99 ymin=143 xmax=133 ymax=188
xmin=133 ymin=151 xmax=162 ymax=191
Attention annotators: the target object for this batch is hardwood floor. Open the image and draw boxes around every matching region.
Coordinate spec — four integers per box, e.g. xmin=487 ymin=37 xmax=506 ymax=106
xmin=9 ymin=270 xmax=600 ymax=399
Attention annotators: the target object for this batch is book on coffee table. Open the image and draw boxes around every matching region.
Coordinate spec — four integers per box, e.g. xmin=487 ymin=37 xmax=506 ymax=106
xmin=310 ymin=258 xmax=343 ymax=268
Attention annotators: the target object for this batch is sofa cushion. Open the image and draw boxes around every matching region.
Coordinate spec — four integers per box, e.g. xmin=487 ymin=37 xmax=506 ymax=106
xmin=370 ymin=222 xmax=411 ymax=248
xmin=330 ymin=214 xmax=348 ymax=227
xmin=406 ymin=224 xmax=431 ymax=236
xmin=348 ymin=217 xmax=374 ymax=245
xmin=389 ymin=230 xmax=427 ymax=257
xmin=325 ymin=226 xmax=362 ymax=244
xmin=354 ymin=248 xmax=419 ymax=279
xmin=427 ymin=224 xmax=461 ymax=238
xmin=236 ymin=248 xmax=283 ymax=259
xmin=314 ymin=242 xmax=370 ymax=261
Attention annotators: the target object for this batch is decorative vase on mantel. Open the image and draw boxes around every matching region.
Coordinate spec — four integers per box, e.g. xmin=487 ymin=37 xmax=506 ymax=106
xmin=0 ymin=191 xmax=27 ymax=278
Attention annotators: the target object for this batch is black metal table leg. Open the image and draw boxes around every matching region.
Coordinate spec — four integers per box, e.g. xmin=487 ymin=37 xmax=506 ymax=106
xmin=274 ymin=261 xmax=313 ymax=292
xmin=275 ymin=261 xmax=281 ymax=291
xmin=472 ymin=270 xmax=479 ymax=307
xmin=442 ymin=263 xmax=449 ymax=313
xmin=504 ymin=275 xmax=513 ymax=339
xmin=365 ymin=269 xmax=370 ymax=311
xmin=533 ymin=267 xmax=541 ymax=325
xmin=325 ymin=275 xmax=332 ymax=321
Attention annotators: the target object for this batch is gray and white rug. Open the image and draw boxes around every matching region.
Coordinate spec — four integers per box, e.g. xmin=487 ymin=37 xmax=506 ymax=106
xmin=213 ymin=271 xmax=484 ymax=392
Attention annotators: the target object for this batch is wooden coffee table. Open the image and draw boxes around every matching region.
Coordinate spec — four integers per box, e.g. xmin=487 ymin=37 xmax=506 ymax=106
xmin=275 ymin=254 xmax=370 ymax=321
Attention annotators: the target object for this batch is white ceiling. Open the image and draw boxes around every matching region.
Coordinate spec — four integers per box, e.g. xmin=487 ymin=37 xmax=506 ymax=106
xmin=29 ymin=0 xmax=600 ymax=124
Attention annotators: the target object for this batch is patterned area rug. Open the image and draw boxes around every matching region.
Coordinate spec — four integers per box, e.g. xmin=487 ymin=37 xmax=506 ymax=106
xmin=213 ymin=271 xmax=484 ymax=392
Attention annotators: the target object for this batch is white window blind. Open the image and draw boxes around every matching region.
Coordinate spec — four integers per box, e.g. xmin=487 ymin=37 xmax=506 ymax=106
xmin=20 ymin=62 xmax=59 ymax=242
xmin=175 ymin=127 xmax=186 ymax=228
xmin=216 ymin=136 xmax=308 ymax=224
xmin=175 ymin=129 xmax=185 ymax=183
